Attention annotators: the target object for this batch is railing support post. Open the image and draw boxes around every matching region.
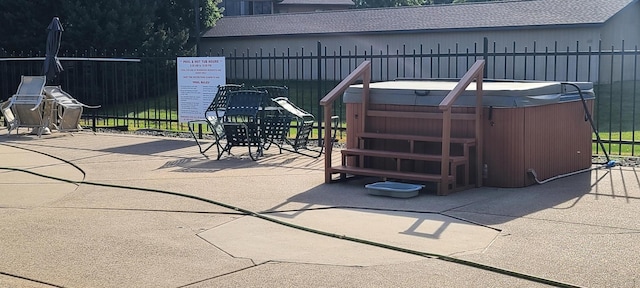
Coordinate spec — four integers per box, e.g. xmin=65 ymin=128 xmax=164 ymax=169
xmin=439 ymin=59 xmax=485 ymax=194
xmin=475 ymin=67 xmax=484 ymax=187
xmin=320 ymin=61 xmax=371 ymax=183
xmin=440 ymin=110 xmax=451 ymax=195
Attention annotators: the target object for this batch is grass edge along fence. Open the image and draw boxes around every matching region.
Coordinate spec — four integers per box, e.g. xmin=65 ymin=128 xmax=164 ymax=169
xmin=1 ymin=39 xmax=640 ymax=155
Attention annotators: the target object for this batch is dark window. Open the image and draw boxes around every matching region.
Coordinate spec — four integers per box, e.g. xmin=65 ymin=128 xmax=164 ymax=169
xmin=252 ymin=1 xmax=272 ymax=14
xmin=220 ymin=0 xmax=272 ymax=16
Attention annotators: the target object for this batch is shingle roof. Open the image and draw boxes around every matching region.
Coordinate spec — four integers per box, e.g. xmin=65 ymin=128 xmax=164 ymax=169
xmin=203 ymin=0 xmax=636 ymax=38
xmin=278 ymin=0 xmax=354 ymax=5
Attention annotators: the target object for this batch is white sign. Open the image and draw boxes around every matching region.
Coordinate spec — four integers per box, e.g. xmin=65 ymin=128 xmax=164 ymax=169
xmin=177 ymin=57 xmax=226 ymax=123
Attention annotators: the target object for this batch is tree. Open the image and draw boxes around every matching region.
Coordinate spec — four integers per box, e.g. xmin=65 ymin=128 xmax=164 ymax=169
xmin=0 ymin=0 xmax=61 ymax=54
xmin=143 ymin=0 xmax=222 ymax=55
xmin=0 ymin=0 xmax=221 ymax=55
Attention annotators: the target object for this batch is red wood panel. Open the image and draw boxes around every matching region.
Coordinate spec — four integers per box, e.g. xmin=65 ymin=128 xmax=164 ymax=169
xmin=524 ymin=101 xmax=593 ymax=185
xmin=346 ymin=99 xmax=593 ymax=188
xmin=345 ymin=103 xmax=361 ymax=150
xmin=346 ymin=102 xmax=478 ymax=175
xmin=483 ymin=107 xmax=526 ymax=187
xmin=345 ymin=103 xmax=362 ymax=167
xmin=451 ymin=107 xmax=476 ymax=138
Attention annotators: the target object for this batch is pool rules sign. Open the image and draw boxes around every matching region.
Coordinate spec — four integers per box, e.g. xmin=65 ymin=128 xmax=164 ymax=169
xmin=177 ymin=57 xmax=225 ymax=123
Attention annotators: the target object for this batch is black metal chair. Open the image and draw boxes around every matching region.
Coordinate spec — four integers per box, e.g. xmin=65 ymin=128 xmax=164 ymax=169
xmin=217 ymin=90 xmax=265 ymax=160
xmin=252 ymin=86 xmax=291 ymax=151
xmin=270 ymin=96 xmax=339 ymax=158
xmin=188 ymin=84 xmax=243 ymax=157
xmin=252 ymin=86 xmax=289 ymax=105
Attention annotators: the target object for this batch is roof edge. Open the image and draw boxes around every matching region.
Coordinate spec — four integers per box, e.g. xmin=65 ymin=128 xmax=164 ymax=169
xmin=202 ymin=22 xmax=605 ymax=39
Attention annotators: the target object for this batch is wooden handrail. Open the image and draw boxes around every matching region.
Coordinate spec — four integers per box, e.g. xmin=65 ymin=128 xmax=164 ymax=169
xmin=438 ymin=60 xmax=485 ymax=192
xmin=438 ymin=60 xmax=486 ymax=111
xmin=320 ymin=61 xmax=371 ymax=183
xmin=320 ymin=59 xmax=483 ymax=192
xmin=319 ymin=61 xmax=371 ymax=106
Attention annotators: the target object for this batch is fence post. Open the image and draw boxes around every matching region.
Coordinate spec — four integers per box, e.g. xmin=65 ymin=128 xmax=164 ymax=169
xmin=317 ymin=41 xmax=323 ymax=146
xmin=483 ymin=37 xmax=489 ymax=79
xmin=92 ymin=110 xmax=97 ymax=132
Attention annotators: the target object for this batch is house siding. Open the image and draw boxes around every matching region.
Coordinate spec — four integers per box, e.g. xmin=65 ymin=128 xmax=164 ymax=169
xmin=203 ymin=26 xmax=602 ymax=55
xmin=201 ymin=1 xmax=640 ymax=83
xmin=599 ymin=2 xmax=640 ymax=83
xmin=202 ymin=26 xmax=604 ymax=82
xmin=601 ymin=1 xmax=640 ymax=48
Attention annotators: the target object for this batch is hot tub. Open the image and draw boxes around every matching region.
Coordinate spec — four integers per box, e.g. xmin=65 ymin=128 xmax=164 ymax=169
xmin=343 ymin=79 xmax=595 ymax=188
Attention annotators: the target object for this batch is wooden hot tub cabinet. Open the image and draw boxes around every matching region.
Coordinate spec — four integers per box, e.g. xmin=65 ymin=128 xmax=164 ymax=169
xmin=342 ymin=80 xmax=594 ymax=188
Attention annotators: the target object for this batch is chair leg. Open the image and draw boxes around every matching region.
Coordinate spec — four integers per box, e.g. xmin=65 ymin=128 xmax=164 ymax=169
xmin=247 ymin=124 xmax=262 ymax=161
xmin=248 ymin=142 xmax=261 ymax=161
xmin=188 ymin=121 xmax=216 ymax=156
xmin=217 ymin=143 xmax=230 ymax=160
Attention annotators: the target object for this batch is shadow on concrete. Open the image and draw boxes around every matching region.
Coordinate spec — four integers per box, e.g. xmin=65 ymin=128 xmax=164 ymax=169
xmin=265 ymin=167 xmax=606 ymax=227
xmin=99 ymin=138 xmax=196 ymax=155
xmin=157 ymin=157 xmax=259 ymax=173
xmin=157 ymin=150 xmax=324 ymax=173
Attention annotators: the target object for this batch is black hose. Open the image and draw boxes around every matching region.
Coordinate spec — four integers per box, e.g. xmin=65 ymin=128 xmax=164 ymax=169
xmin=561 ymin=82 xmax=610 ymax=163
xmin=0 ymin=165 xmax=582 ymax=288
xmin=528 ymin=161 xmax=614 ymax=185
xmin=0 ymin=271 xmax=66 ymax=288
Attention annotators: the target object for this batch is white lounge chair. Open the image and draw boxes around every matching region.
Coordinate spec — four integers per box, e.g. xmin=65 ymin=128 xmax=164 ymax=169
xmin=1 ymin=99 xmax=19 ymax=132
xmin=43 ymin=86 xmax=100 ymax=132
xmin=2 ymin=76 xmax=49 ymax=136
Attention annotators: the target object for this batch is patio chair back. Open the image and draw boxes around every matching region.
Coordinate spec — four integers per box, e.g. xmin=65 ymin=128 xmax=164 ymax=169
xmin=187 ymin=84 xmax=244 ymax=157
xmin=223 ymin=90 xmax=265 ymax=119
xmin=4 ymin=76 xmax=48 ymax=136
xmin=218 ymin=90 xmax=266 ymax=160
xmin=206 ymin=84 xmax=244 ymax=114
xmin=204 ymin=84 xmax=243 ymax=136
xmin=11 ymin=75 xmax=46 ymax=110
xmin=252 ymin=85 xmax=288 ymax=107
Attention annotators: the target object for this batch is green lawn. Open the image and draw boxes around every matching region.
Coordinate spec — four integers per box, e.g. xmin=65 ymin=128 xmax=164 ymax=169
xmin=592 ymin=81 xmax=640 ymax=155
xmin=83 ymin=80 xmax=640 ymax=155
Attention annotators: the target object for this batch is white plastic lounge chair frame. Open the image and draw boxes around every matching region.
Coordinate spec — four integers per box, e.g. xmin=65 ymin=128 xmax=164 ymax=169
xmin=2 ymin=76 xmax=49 ymax=137
xmin=43 ymin=86 xmax=100 ymax=132
xmin=1 ymin=100 xmax=19 ymax=132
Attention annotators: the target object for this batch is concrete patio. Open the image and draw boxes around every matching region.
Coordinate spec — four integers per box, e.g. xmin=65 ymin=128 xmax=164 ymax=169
xmin=0 ymin=129 xmax=638 ymax=287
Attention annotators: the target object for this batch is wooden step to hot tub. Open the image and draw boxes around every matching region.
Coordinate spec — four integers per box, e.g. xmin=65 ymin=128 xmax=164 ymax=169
xmin=330 ymin=165 xmax=454 ymax=191
xmin=339 ymin=148 xmax=469 ymax=192
xmin=341 ymin=148 xmax=467 ymax=164
xmin=358 ymin=132 xmax=476 ymax=150
xmin=322 ymin=60 xmax=485 ymax=195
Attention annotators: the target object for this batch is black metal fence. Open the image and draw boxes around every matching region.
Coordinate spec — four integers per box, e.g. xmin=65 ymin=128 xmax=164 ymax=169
xmin=1 ymin=39 xmax=639 ymax=155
